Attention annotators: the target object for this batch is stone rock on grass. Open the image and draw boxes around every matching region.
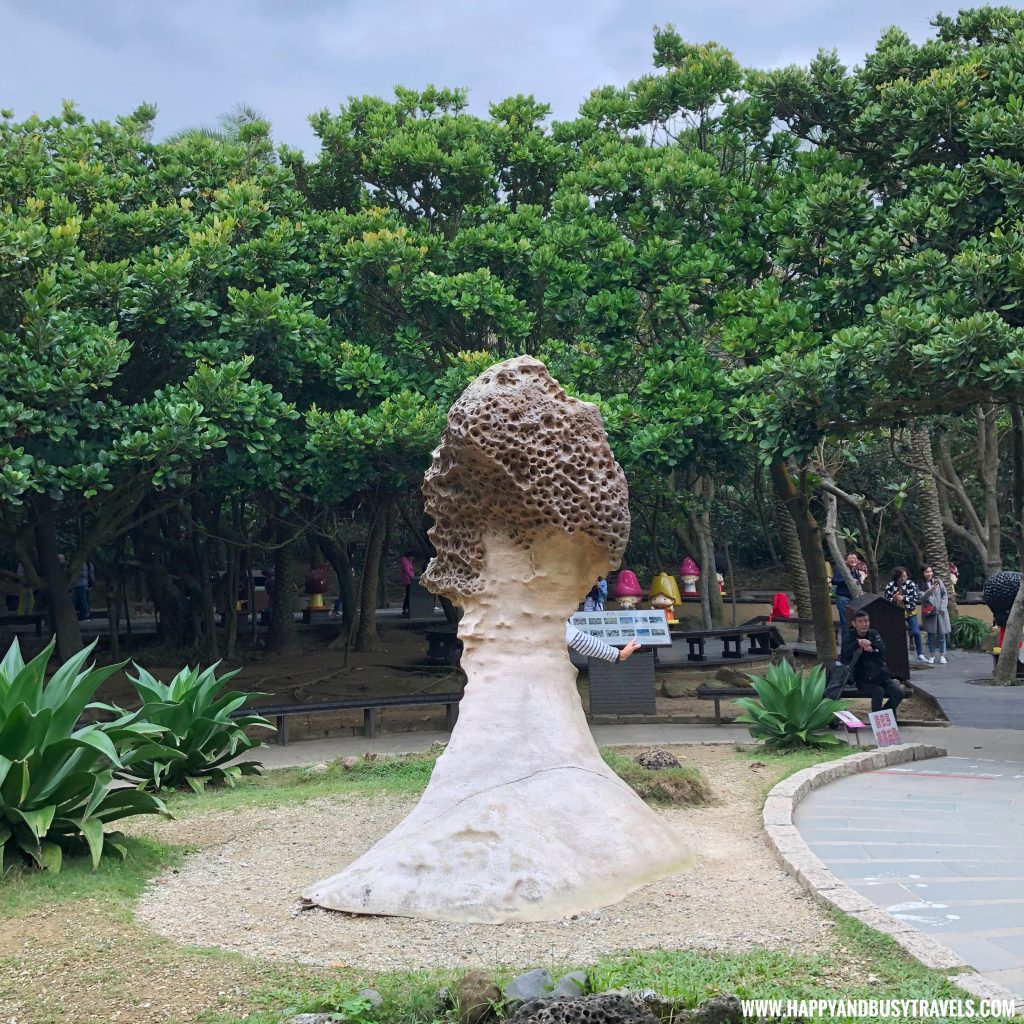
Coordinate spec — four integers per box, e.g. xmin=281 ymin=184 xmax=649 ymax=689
xmin=504 ymin=994 xmax=657 ymax=1023
xmin=633 ymin=749 xmax=681 ymax=771
xmin=357 ymin=988 xmax=383 ymax=1009
xmin=674 ymin=994 xmax=743 ymax=1023
xmin=661 ymin=678 xmax=693 ymax=698
xmin=285 ymin=1014 xmax=336 ymax=1024
xmin=503 ymin=968 xmax=553 ymax=1005
xmin=548 ymin=971 xmax=588 ymax=998
xmin=457 ymin=970 xmax=501 ymax=1024
xmin=713 ymin=667 xmax=751 ymax=688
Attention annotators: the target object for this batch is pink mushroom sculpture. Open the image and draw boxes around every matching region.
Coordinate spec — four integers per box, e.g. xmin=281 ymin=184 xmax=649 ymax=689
xmin=679 ymin=557 xmax=701 ymax=595
xmin=613 ymin=570 xmax=643 ymax=608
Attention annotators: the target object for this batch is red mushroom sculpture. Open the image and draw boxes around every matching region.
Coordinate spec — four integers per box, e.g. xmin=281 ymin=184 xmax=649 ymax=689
xmin=613 ymin=569 xmax=643 ymax=608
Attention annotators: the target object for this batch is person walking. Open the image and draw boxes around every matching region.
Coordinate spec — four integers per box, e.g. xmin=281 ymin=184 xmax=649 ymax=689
xmin=919 ymin=564 xmax=951 ymax=664
xmin=884 ymin=566 xmax=927 ymax=663
xmin=399 ymin=551 xmax=416 ymax=616
xmin=72 ymin=560 xmax=94 ymax=621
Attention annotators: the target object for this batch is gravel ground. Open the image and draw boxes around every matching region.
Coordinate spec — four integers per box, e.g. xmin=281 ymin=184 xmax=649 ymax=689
xmin=134 ymin=747 xmax=837 ymax=971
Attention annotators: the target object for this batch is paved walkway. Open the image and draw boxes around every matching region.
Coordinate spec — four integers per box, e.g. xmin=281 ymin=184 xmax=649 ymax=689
xmin=795 ymin=756 xmax=1024 ymax=998
xmin=907 ymin=650 xmax=1024 ymax=730
xmin=249 ymin=722 xmax=1021 ymax=768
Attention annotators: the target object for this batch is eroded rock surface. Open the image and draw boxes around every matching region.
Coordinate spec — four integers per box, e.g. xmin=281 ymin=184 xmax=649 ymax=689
xmin=303 ymin=357 xmax=693 ymax=922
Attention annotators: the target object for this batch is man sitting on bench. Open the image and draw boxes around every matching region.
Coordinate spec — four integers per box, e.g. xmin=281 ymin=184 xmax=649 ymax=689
xmin=841 ymin=609 xmax=905 ymax=718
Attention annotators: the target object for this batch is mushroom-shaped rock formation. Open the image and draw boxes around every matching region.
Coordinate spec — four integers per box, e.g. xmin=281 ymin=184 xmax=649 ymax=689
xmin=983 ymin=571 xmax=1020 ymax=628
xmin=303 ymin=356 xmax=693 ymax=922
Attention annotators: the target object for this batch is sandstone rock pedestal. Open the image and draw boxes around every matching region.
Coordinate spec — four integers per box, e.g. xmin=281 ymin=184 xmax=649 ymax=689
xmin=303 ymin=357 xmax=693 ymax=922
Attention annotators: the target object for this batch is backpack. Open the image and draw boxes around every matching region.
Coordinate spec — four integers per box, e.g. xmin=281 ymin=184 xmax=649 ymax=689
xmin=825 ymin=649 xmax=861 ymax=700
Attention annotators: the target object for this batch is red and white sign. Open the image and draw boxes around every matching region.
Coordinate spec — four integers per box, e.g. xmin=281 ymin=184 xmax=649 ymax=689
xmin=868 ymin=709 xmax=902 ymax=747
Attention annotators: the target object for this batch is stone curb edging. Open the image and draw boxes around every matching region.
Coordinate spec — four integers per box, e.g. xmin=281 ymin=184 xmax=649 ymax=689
xmin=763 ymin=743 xmax=1022 ymax=1013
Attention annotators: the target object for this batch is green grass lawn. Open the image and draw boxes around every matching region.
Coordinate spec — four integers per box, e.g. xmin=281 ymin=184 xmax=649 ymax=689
xmin=2 ymin=746 xmax=1018 ymax=1024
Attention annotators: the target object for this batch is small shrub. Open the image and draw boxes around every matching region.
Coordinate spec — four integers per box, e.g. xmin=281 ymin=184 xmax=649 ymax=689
xmin=950 ymin=615 xmax=992 ymax=650
xmin=101 ymin=664 xmax=274 ymax=793
xmin=733 ymin=662 xmax=847 ymax=750
xmin=0 ymin=638 xmax=168 ymax=872
xmin=600 ymin=748 xmax=712 ymax=805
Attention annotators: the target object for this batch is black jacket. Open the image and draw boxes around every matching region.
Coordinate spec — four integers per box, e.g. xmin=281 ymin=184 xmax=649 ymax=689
xmin=841 ymin=627 xmax=888 ymax=685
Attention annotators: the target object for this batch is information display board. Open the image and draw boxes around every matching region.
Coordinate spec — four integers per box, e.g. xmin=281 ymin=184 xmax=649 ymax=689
xmin=569 ymin=609 xmax=672 ymax=646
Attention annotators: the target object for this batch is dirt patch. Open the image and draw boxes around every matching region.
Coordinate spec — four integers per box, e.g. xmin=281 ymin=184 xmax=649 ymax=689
xmin=132 ymin=746 xmax=858 ymax=974
xmin=0 ymin=899 xmax=318 ymax=1024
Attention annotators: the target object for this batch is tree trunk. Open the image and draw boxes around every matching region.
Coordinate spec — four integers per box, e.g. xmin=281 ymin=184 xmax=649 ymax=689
xmin=753 ymin=463 xmax=781 ymax=564
xmin=191 ymin=501 xmax=219 ymax=663
xmin=355 ymin=496 xmax=394 ymax=652
xmin=821 ymin=489 xmax=863 ymax=598
xmin=770 ymin=459 xmax=835 ymax=662
xmin=910 ymin=425 xmax=958 ymax=617
xmin=994 ymin=403 xmax=1024 ymax=685
xmin=935 ymin=409 xmax=1001 ymax=575
xmin=377 ymin=508 xmax=392 ymax=610
xmin=266 ymin=527 xmax=298 ymax=653
xmin=687 ymin=509 xmax=712 ymax=629
xmin=225 ymin=530 xmax=241 ymax=661
xmin=318 ymin=533 xmax=357 ymax=635
xmin=1011 ymin=402 xmax=1024 ymax=566
xmin=994 ymin=581 xmax=1024 ymax=684
xmin=892 ymin=509 xmax=925 ymax=575
xmin=772 ymin=495 xmax=812 ymax=641
xmin=32 ymin=496 xmax=82 ymax=661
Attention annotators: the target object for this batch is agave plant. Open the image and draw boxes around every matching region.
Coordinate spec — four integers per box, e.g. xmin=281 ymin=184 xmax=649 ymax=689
xmin=0 ymin=638 xmax=169 ymax=872
xmin=104 ymin=664 xmax=274 ymax=793
xmin=733 ymin=661 xmax=849 ymax=750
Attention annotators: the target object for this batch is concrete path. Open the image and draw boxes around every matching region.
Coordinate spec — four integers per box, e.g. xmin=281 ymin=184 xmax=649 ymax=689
xmin=908 ymin=650 xmax=1024 ymax=730
xmin=249 ymin=722 xmax=1020 ymax=768
xmin=794 ymin=755 xmax=1024 ymax=998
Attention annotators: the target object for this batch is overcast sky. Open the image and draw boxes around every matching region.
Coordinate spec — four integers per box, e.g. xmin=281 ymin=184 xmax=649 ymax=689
xmin=2 ymin=1 xmax=1019 ymax=153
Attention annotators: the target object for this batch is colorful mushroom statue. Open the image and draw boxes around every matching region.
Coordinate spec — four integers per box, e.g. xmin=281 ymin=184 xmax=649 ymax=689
xmin=613 ymin=569 xmax=643 ymax=609
xmin=649 ymin=571 xmax=682 ymax=624
xmin=679 ymin=557 xmax=701 ymax=595
xmin=304 ymin=563 xmax=330 ymax=611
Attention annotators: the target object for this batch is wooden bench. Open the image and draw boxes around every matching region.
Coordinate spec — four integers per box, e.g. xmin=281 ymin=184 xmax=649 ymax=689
xmin=0 ymin=613 xmax=45 ymax=637
xmin=696 ymin=682 xmax=913 ymax=725
xmin=239 ymin=692 xmax=464 ymax=745
xmin=670 ymin=625 xmax=775 ymax=662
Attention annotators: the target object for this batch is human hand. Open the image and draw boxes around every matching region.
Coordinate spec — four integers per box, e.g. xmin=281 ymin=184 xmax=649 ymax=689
xmin=618 ymin=638 xmax=642 ymax=661
xmin=858 ymin=638 xmax=873 ymax=651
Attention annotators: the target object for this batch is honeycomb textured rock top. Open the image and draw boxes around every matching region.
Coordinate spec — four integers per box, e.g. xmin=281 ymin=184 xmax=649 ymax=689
xmin=422 ymin=356 xmax=629 ymax=602
xmin=504 ymin=994 xmax=658 ymax=1024
xmin=983 ymin=571 xmax=1020 ymax=626
xmin=634 ymin=748 xmax=682 ymax=771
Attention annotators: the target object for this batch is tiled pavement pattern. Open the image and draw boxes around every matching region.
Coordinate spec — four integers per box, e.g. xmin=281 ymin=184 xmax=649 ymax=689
xmin=795 ymin=756 xmax=1024 ymax=998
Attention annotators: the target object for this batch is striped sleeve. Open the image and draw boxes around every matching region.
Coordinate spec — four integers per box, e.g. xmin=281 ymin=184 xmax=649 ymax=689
xmin=565 ymin=622 xmax=620 ymax=663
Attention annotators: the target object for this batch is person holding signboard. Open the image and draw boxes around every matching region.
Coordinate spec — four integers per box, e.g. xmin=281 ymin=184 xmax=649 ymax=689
xmin=566 ymin=622 xmax=641 ymax=663
xmin=840 ymin=610 xmax=906 ymax=717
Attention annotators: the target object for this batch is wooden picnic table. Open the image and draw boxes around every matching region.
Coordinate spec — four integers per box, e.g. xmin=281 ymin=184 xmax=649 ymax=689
xmin=668 ymin=624 xmax=775 ymax=662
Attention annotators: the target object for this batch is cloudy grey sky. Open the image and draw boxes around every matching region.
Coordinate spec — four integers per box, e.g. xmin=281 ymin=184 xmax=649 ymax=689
xmin=1 ymin=1 xmax=1018 ymax=152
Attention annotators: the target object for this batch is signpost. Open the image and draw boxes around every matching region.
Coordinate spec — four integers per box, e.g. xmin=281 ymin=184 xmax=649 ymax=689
xmin=568 ymin=609 xmax=672 ymax=646
xmin=868 ymin=709 xmax=902 ymax=747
